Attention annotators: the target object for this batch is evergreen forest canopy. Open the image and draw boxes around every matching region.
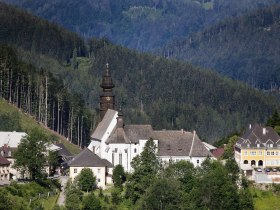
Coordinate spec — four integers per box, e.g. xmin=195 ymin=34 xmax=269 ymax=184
xmin=0 ymin=2 xmax=279 ymax=144
xmin=160 ymin=3 xmax=280 ymax=89
xmin=2 ymin=0 xmax=280 ymax=51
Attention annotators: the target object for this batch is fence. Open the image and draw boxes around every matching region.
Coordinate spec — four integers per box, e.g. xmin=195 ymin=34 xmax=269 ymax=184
xmin=29 ymin=189 xmax=59 ymax=205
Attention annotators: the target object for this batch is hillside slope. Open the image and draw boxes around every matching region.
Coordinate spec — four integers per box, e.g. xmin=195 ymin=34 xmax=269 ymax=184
xmin=2 ymin=0 xmax=280 ymax=51
xmin=161 ymin=3 xmax=280 ymax=89
xmin=0 ymin=99 xmax=81 ymax=154
xmin=0 ymin=3 xmax=279 ymax=143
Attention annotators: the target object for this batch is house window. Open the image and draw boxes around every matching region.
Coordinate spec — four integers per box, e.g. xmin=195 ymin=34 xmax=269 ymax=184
xmin=250 ymin=151 xmax=256 ymax=155
xmin=134 ymin=148 xmax=137 ymax=153
xmin=258 ymin=151 xmax=262 ymax=155
xmin=119 ymin=153 xmax=122 ymax=165
xmin=271 ymin=152 xmax=275 ymax=155
xmin=270 ymin=144 xmax=273 ymax=148
xmin=98 ymin=179 xmax=100 ymax=182
xmin=257 ymin=144 xmax=260 ymax=148
xmin=276 ymin=152 xmax=279 ymax=156
xmin=98 ymin=168 xmax=101 ymax=174
xmin=197 ymin=160 xmax=200 ymax=164
xmin=267 ymin=151 xmax=270 ymax=155
xmin=115 ymin=148 xmax=118 ymax=153
xmin=247 ymin=144 xmax=250 ymax=148
xmin=244 ymin=151 xmax=248 ymax=156
xmin=74 ymin=168 xmax=77 ymax=173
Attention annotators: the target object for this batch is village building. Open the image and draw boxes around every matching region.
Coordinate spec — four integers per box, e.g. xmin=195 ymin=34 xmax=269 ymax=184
xmin=0 ymin=131 xmax=27 ymax=179
xmin=68 ymin=148 xmax=113 ymax=189
xmin=235 ymin=124 xmax=280 ymax=174
xmin=0 ymin=131 xmax=64 ymax=179
xmin=0 ymin=155 xmax=10 ymax=181
xmin=87 ymin=64 xmax=214 ymax=174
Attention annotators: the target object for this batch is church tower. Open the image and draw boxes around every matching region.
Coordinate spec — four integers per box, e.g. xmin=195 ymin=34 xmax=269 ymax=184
xmin=100 ymin=64 xmax=115 ymax=119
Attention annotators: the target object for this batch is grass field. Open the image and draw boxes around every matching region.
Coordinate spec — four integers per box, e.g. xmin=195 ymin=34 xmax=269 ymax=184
xmin=251 ymin=187 xmax=280 ymax=210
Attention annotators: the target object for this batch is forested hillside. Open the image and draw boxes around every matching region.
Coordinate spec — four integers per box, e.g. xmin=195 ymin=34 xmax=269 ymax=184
xmin=0 ymin=44 xmax=94 ymax=147
xmin=0 ymin=2 xmax=279 ymax=143
xmin=2 ymin=0 xmax=279 ymax=51
xmin=0 ymin=2 xmax=86 ymax=61
xmin=161 ymin=3 xmax=280 ymax=89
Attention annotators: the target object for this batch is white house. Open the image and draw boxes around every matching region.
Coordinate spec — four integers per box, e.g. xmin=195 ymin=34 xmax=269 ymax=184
xmin=0 ymin=132 xmax=27 ymax=179
xmin=0 ymin=131 xmax=63 ymax=179
xmin=68 ymin=148 xmax=113 ymax=189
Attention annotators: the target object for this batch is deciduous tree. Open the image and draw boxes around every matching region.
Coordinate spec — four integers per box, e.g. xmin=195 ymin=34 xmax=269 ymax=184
xmin=14 ymin=128 xmax=49 ymax=180
xmin=76 ymin=168 xmax=96 ymax=192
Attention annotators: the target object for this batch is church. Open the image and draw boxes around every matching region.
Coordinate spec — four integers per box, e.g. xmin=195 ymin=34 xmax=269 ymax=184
xmin=87 ymin=64 xmax=213 ymax=172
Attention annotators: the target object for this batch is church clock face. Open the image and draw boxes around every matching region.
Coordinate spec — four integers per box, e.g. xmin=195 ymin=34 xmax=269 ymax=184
xmin=106 ymin=96 xmax=110 ymax=101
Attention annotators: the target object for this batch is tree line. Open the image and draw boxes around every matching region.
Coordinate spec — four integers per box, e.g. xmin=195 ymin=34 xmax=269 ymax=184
xmin=0 ymin=44 xmax=94 ymax=147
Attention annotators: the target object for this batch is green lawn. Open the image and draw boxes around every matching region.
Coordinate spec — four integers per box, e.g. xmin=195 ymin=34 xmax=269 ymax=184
xmin=251 ymin=187 xmax=280 ymax=210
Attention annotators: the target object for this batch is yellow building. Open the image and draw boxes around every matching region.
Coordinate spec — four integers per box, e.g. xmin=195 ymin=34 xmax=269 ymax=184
xmin=235 ymin=124 xmax=280 ymax=170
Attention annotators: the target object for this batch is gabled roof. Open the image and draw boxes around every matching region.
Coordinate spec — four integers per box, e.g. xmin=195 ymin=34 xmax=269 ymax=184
xmin=106 ymin=124 xmax=154 ymax=144
xmin=69 ymin=148 xmax=112 ymax=167
xmin=91 ymin=109 xmax=118 ymax=140
xmin=106 ymin=127 xmax=130 ymax=144
xmin=0 ymin=155 xmax=10 ymax=166
xmin=155 ymin=130 xmax=212 ymax=157
xmin=0 ymin=132 xmax=27 ymax=148
xmin=237 ymin=124 xmax=280 ymax=148
xmin=124 ymin=125 xmax=154 ymax=143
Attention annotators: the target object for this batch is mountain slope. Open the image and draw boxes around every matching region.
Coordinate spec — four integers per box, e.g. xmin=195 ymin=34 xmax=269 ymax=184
xmin=2 ymin=0 xmax=280 ymax=51
xmin=161 ymin=3 xmax=280 ymax=89
xmin=0 ymin=2 xmax=279 ymax=143
xmin=0 ymin=98 xmax=81 ymax=154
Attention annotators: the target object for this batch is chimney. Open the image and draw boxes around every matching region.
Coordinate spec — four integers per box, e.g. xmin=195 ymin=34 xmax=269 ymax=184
xmin=263 ymin=127 xmax=266 ymax=135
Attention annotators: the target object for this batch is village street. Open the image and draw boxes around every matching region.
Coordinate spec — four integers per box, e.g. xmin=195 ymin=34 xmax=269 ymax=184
xmin=57 ymin=176 xmax=69 ymax=206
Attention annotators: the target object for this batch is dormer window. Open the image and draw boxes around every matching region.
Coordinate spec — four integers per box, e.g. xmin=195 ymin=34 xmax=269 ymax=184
xmin=247 ymin=144 xmax=250 ymax=148
xmin=270 ymin=144 xmax=273 ymax=148
xmin=257 ymin=144 xmax=260 ymax=148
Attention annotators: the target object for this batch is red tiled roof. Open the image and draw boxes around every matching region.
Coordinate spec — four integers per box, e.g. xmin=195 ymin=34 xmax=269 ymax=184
xmin=0 ymin=155 xmax=10 ymax=165
xmin=212 ymin=148 xmax=224 ymax=158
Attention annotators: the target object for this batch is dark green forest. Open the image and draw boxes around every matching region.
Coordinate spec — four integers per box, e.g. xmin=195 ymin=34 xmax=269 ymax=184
xmin=161 ymin=3 xmax=280 ymax=89
xmin=2 ymin=0 xmax=279 ymax=51
xmin=0 ymin=2 xmax=279 ymax=144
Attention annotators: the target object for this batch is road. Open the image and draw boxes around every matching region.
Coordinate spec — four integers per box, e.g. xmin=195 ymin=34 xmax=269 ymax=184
xmin=57 ymin=176 xmax=69 ymax=206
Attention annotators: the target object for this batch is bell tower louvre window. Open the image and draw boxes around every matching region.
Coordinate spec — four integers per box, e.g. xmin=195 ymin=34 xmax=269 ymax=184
xmin=100 ymin=63 xmax=115 ymax=119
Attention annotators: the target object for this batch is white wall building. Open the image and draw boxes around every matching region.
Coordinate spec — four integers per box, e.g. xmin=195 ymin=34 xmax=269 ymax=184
xmin=88 ymin=109 xmax=213 ymax=172
xmin=68 ymin=148 xmax=113 ymax=189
